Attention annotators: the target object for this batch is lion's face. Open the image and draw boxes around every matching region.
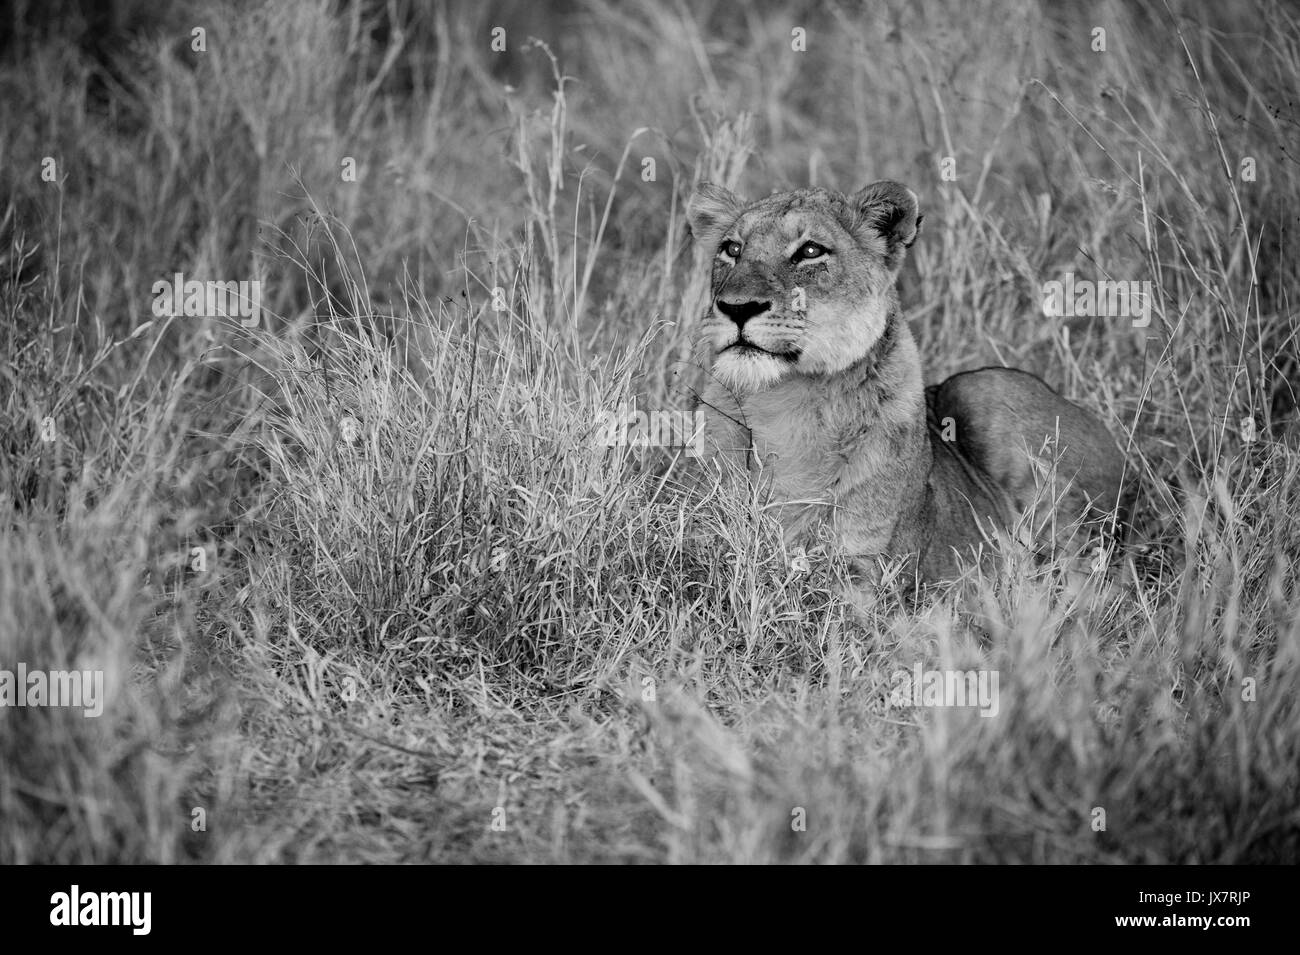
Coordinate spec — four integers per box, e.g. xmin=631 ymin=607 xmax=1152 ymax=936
xmin=687 ymin=181 xmax=921 ymax=393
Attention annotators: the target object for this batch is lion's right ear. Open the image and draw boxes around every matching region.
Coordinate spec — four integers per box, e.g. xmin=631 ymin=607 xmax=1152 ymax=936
xmin=851 ymin=180 xmax=921 ymax=272
xmin=686 ymin=182 xmax=744 ymax=250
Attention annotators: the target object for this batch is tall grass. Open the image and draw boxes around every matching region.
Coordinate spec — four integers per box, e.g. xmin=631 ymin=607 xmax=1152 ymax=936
xmin=1 ymin=0 xmax=1297 ymax=863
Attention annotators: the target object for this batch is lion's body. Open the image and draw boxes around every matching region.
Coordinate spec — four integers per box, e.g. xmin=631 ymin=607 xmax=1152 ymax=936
xmin=687 ymin=180 xmax=1130 ymax=584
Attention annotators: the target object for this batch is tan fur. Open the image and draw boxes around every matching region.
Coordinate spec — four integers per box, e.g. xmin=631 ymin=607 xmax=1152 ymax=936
xmin=687 ymin=180 xmax=1131 ymax=584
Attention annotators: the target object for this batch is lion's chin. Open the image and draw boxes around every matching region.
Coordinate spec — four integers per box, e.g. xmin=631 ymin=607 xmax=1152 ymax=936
xmin=711 ymin=348 xmax=790 ymax=393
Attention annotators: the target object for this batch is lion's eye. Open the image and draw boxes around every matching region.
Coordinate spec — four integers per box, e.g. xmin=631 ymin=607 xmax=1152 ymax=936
xmin=720 ymin=240 xmax=743 ymax=259
xmin=793 ymin=241 xmax=830 ymax=262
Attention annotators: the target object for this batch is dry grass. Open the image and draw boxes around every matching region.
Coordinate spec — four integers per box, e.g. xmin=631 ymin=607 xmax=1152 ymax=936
xmin=1 ymin=0 xmax=1298 ymax=863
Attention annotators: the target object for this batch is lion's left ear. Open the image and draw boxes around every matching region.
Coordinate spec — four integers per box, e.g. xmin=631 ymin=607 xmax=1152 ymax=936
xmin=687 ymin=182 xmax=745 ymax=251
xmin=851 ymin=180 xmax=921 ymax=271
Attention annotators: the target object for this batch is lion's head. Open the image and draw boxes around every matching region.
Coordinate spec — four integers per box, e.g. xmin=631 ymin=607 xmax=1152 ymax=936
xmin=686 ymin=181 xmax=921 ymax=393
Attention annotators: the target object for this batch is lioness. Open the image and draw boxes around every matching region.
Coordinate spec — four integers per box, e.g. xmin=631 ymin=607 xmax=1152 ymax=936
xmin=687 ymin=179 xmax=1130 ymax=584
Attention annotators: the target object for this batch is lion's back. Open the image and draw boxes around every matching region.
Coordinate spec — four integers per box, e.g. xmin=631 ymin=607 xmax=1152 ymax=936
xmin=926 ymin=366 xmax=1131 ymax=531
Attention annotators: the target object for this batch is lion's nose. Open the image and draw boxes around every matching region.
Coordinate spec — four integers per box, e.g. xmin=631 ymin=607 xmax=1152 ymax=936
xmin=715 ymin=298 xmax=771 ymax=329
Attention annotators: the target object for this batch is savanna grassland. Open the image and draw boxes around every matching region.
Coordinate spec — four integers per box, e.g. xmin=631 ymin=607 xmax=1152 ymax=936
xmin=1 ymin=0 xmax=1298 ymax=863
